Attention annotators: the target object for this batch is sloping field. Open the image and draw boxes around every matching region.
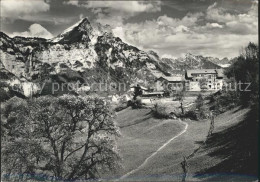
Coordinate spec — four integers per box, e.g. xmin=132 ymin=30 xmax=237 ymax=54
xmin=111 ymin=108 xmax=186 ymax=179
xmin=121 ymin=114 xmax=211 ymax=181
xmin=188 ymin=107 xmax=258 ymax=182
xmin=112 ymin=107 xmax=257 ymax=182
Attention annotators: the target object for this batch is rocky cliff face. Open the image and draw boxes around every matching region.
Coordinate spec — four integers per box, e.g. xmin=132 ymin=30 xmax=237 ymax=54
xmin=0 ymin=18 xmax=169 ymax=96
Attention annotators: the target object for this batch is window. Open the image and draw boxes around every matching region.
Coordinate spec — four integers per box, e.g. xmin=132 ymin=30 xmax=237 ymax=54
xmin=208 ymin=75 xmax=211 ymax=79
xmin=209 ymin=81 xmax=211 ymax=83
xmin=196 ymin=79 xmax=198 ymax=81
xmin=209 ymin=85 xmax=212 ymax=88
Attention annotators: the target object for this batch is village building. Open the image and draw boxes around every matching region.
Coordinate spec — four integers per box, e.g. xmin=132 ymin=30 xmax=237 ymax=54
xmin=155 ymin=76 xmax=184 ymax=92
xmin=130 ymin=85 xmax=149 ymax=93
xmin=185 ymin=69 xmax=224 ymax=91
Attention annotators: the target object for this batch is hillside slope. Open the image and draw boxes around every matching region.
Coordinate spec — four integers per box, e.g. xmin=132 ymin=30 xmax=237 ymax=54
xmin=113 ymin=106 xmax=258 ymax=182
xmin=190 ymin=106 xmax=258 ymax=181
xmin=107 ymin=108 xmax=185 ymax=179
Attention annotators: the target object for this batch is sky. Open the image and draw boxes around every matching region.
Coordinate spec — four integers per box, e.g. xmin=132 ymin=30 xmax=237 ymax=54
xmin=1 ymin=0 xmax=258 ymax=59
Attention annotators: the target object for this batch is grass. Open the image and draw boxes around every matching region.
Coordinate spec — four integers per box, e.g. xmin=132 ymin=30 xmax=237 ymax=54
xmin=124 ymin=116 xmax=210 ymax=181
xmin=110 ymin=108 xmax=185 ymax=178
xmin=189 ymin=106 xmax=258 ymax=181
xmin=106 ymin=104 xmax=257 ymax=182
xmin=129 ymin=107 xmax=256 ymax=182
xmin=102 ymin=92 xmax=258 ymax=182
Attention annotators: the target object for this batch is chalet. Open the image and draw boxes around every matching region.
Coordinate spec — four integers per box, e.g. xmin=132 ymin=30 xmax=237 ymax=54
xmin=185 ymin=69 xmax=224 ymax=91
xmin=155 ymin=76 xmax=184 ymax=91
xmin=130 ymin=85 xmax=149 ymax=93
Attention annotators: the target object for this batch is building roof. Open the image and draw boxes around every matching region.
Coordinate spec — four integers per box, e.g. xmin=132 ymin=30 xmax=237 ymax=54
xmin=140 ymin=86 xmax=148 ymax=90
xmin=130 ymin=85 xmax=148 ymax=90
xmin=171 ymin=70 xmax=185 ymax=75
xmin=186 ymin=69 xmax=224 ymax=78
xmin=215 ymin=69 xmax=224 ymax=78
xmin=158 ymin=76 xmax=183 ymax=82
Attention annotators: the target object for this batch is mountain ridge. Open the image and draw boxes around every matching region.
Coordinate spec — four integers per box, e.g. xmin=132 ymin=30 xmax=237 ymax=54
xmin=0 ymin=18 xmax=226 ymax=97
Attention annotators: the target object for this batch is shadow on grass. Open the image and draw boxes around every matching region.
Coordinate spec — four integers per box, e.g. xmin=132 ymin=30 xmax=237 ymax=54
xmin=195 ymin=105 xmax=258 ymax=180
xmin=119 ymin=111 xmax=152 ymax=128
xmin=195 ymin=141 xmax=206 ymax=145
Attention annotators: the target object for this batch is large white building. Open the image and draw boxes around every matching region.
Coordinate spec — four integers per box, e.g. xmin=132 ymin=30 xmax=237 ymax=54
xmin=185 ymin=69 xmax=224 ymax=91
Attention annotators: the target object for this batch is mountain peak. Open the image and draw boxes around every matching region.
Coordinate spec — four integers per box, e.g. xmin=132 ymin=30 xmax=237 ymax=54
xmin=77 ymin=18 xmax=92 ymax=30
xmin=61 ymin=17 xmax=92 ymax=35
xmin=79 ymin=17 xmax=91 ymax=25
xmin=52 ymin=17 xmax=93 ymax=43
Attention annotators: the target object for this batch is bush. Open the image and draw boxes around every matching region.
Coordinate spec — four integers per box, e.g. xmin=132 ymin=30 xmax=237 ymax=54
xmin=183 ymin=110 xmax=198 ymax=120
xmin=197 ymin=105 xmax=208 ymax=119
xmin=131 ymin=97 xmax=142 ymax=109
xmin=152 ymin=103 xmax=169 ymax=119
xmin=195 ymin=94 xmax=203 ymax=109
xmin=114 ymin=102 xmax=128 ymax=112
xmin=195 ymin=94 xmax=208 ymax=120
xmin=212 ymin=90 xmax=239 ymax=115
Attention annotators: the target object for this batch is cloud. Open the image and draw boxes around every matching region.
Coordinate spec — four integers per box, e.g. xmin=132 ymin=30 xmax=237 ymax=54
xmin=111 ymin=1 xmax=258 ymax=59
xmin=85 ymin=1 xmax=161 ymax=13
xmin=157 ymin=12 xmax=203 ymax=27
xmin=11 ymin=24 xmax=53 ymax=39
xmin=206 ymin=1 xmax=258 ymax=25
xmin=65 ymin=1 xmax=161 ymax=27
xmin=206 ymin=2 xmax=236 ymax=23
xmin=112 ymin=27 xmax=126 ymax=41
xmin=161 ymin=54 xmax=178 ymax=59
xmin=162 ymin=33 xmax=257 ymax=58
xmin=65 ymin=0 xmax=160 ymax=13
xmin=1 ymin=0 xmax=50 ymax=20
xmin=121 ymin=13 xmax=203 ymax=47
xmin=206 ymin=23 xmax=223 ymax=28
xmin=205 ymin=1 xmax=258 ymax=35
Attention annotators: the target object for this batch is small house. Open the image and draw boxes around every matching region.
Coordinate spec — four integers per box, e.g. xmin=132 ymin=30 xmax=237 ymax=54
xmin=130 ymin=85 xmax=149 ymax=93
xmin=155 ymin=76 xmax=184 ymax=92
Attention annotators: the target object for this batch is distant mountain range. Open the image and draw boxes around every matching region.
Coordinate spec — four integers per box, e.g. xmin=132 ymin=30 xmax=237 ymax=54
xmin=160 ymin=53 xmax=236 ymax=72
xmin=0 ymin=18 xmax=235 ymax=97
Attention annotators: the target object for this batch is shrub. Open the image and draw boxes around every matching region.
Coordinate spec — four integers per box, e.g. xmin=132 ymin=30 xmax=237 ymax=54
xmin=183 ymin=110 xmax=198 ymax=120
xmin=152 ymin=103 xmax=169 ymax=119
xmin=212 ymin=90 xmax=239 ymax=115
xmin=197 ymin=105 xmax=208 ymax=119
xmin=196 ymin=94 xmax=204 ymax=109
xmin=131 ymin=97 xmax=142 ymax=109
xmin=195 ymin=94 xmax=208 ymax=120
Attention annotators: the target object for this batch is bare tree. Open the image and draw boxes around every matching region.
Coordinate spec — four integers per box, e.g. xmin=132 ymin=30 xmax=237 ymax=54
xmin=1 ymin=95 xmax=121 ymax=181
xmin=180 ymin=156 xmax=188 ymax=182
xmin=176 ymin=86 xmax=185 ymax=115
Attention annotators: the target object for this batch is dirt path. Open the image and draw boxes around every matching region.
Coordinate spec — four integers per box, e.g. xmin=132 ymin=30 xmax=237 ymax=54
xmin=118 ymin=119 xmax=188 ymax=180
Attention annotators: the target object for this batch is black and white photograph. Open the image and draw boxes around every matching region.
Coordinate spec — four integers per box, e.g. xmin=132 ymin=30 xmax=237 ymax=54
xmin=0 ymin=0 xmax=259 ymax=181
